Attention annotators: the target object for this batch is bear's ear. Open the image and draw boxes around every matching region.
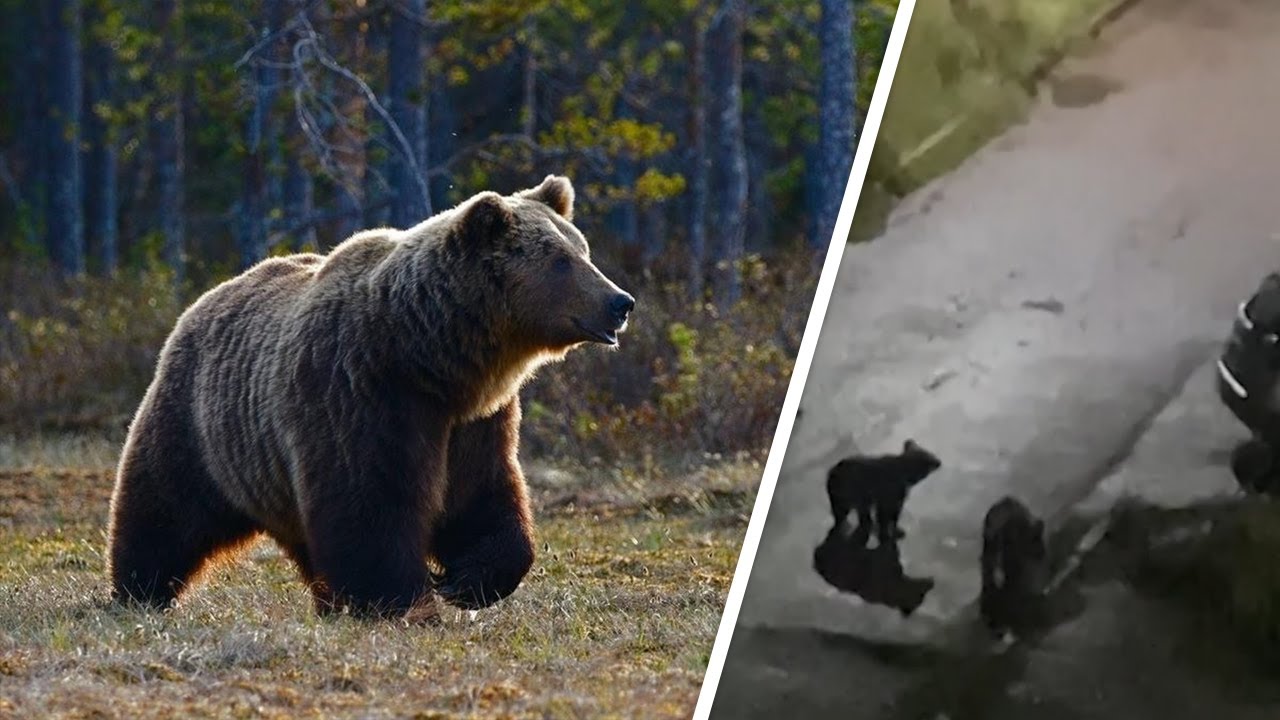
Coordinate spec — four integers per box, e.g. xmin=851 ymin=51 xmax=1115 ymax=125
xmin=517 ymin=175 xmax=575 ymax=220
xmin=460 ymin=191 xmax=515 ymax=244
xmin=903 ymin=439 xmax=919 ymax=454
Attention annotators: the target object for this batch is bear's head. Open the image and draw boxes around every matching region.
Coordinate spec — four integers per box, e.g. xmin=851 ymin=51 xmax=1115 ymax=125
xmin=453 ymin=175 xmax=635 ymax=353
xmin=901 ymin=439 xmax=942 ymax=482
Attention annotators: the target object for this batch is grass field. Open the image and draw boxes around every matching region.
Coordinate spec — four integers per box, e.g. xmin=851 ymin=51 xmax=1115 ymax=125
xmin=0 ymin=432 xmax=755 ymax=719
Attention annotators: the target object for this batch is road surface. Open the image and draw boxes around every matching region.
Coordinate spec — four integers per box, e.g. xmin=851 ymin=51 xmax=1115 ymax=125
xmin=713 ymin=357 xmax=1269 ymax=719
xmin=732 ymin=0 xmax=1280 ymax=645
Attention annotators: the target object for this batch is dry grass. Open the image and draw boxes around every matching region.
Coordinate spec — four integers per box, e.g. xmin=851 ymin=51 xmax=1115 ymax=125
xmin=0 ymin=434 xmax=756 ymax=719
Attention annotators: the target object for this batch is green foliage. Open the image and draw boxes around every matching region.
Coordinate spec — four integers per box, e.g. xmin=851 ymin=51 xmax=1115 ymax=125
xmin=0 ymin=250 xmax=812 ymax=476
xmin=634 ymin=168 xmax=686 ymax=203
xmin=1 ymin=0 xmax=900 ymax=274
xmin=1161 ymin=503 xmax=1280 ymax=663
xmin=0 ymin=0 xmax=897 ymax=468
xmin=0 ymin=264 xmax=182 ymax=429
xmin=659 ymin=322 xmax=702 ymax=418
xmin=859 ymin=0 xmax=1113 ymax=239
xmin=856 ymin=0 xmax=899 ymax=113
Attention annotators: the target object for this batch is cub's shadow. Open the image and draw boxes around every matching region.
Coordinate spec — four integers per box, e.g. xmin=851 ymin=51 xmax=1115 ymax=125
xmin=812 ymin=523 xmax=935 ymax=618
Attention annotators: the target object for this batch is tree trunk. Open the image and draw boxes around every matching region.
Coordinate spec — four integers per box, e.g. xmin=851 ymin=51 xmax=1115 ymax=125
xmin=363 ymin=12 xmax=388 ymax=228
xmin=427 ymin=65 xmax=454 ymax=212
xmin=427 ymin=40 xmax=455 ymax=213
xmin=83 ymin=0 xmax=118 ymax=275
xmin=153 ymin=0 xmax=185 ymax=281
xmin=641 ymin=201 xmax=666 ymax=269
xmin=283 ymin=152 xmax=316 ymax=251
xmin=607 ymin=93 xmax=640 ymax=274
xmin=521 ymin=14 xmax=537 ymax=141
xmin=334 ymin=186 xmax=362 ymax=241
xmin=280 ymin=0 xmax=314 ymax=252
xmin=686 ymin=6 xmax=709 ymax=300
xmin=46 ymin=0 xmax=85 ymax=276
xmin=707 ymin=0 xmax=747 ymax=309
xmin=743 ymin=67 xmax=770 ymax=254
xmin=803 ymin=141 xmax=820 ymax=248
xmin=363 ymin=129 xmax=388 ymax=227
xmin=387 ymin=0 xmax=430 ymax=228
xmin=813 ymin=0 xmax=857 ymax=250
xmin=239 ymin=0 xmax=285 ymax=270
xmin=15 ymin=2 xmax=48 ymax=247
xmin=323 ymin=0 xmax=367 ymax=239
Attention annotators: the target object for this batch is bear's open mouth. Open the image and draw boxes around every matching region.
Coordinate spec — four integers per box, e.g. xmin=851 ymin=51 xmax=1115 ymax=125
xmin=573 ymin=318 xmax=622 ymax=346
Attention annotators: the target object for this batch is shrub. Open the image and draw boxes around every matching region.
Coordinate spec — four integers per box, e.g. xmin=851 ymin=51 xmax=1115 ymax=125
xmin=0 ymin=253 xmax=815 ymax=471
xmin=0 ymin=263 xmax=183 ymax=430
xmin=521 ymin=253 xmax=815 ymax=472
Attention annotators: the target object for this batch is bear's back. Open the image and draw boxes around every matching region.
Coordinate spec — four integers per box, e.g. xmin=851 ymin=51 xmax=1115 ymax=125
xmin=179 ymin=231 xmax=397 ymax=354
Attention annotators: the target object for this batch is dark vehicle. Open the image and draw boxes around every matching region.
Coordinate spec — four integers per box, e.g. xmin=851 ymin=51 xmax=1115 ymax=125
xmin=1217 ymin=273 xmax=1280 ymax=491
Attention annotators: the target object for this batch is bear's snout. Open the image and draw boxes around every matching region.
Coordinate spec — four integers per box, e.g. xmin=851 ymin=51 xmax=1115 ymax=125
xmin=570 ymin=283 xmax=635 ymax=347
xmin=610 ymin=292 xmax=635 ymax=327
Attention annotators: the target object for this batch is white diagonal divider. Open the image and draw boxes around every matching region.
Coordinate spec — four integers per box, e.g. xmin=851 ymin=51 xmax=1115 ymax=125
xmin=692 ymin=2 xmax=919 ymax=716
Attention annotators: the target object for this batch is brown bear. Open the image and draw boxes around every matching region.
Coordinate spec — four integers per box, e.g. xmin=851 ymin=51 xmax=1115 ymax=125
xmin=106 ymin=175 xmax=634 ymax=619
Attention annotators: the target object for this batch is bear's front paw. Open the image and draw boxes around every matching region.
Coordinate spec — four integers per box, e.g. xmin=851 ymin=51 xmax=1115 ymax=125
xmin=433 ymin=560 xmax=531 ymax=611
xmin=433 ymin=523 xmax=535 ymax=609
xmin=433 ymin=571 xmax=502 ymax=611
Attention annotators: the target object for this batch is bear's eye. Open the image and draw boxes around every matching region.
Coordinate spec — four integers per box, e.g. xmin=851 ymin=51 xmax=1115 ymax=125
xmin=552 ymin=256 xmax=572 ymax=274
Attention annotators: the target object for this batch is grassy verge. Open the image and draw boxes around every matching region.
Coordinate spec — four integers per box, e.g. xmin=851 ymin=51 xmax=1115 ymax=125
xmin=0 ymin=434 xmax=756 ymax=719
xmin=852 ymin=0 xmax=1129 ymax=242
xmin=1118 ymin=500 xmax=1280 ymax=676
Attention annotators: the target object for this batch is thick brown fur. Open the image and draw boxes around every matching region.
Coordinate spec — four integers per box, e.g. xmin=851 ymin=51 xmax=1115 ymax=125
xmin=107 ymin=175 xmax=634 ymax=618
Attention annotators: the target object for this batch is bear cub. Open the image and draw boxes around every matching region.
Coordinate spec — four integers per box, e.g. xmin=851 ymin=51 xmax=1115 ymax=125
xmin=979 ymin=495 xmax=1049 ymax=636
xmin=826 ymin=439 xmax=942 ymax=543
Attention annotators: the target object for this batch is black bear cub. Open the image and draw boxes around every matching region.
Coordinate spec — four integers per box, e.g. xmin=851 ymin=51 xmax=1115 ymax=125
xmin=826 ymin=439 xmax=942 ymax=542
xmin=979 ymin=495 xmax=1049 ymax=635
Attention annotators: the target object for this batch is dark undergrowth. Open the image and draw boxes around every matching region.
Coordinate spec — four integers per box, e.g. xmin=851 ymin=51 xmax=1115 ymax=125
xmin=0 ymin=252 xmax=813 ymax=474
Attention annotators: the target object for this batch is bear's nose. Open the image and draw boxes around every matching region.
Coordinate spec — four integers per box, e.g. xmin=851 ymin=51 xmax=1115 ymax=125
xmin=611 ymin=293 xmax=636 ymax=323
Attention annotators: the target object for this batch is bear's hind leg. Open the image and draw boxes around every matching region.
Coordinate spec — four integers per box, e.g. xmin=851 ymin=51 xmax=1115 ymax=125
xmin=306 ymin=506 xmax=433 ymax=618
xmin=109 ymin=444 xmax=258 ymax=609
xmin=299 ymin=414 xmax=454 ymax=619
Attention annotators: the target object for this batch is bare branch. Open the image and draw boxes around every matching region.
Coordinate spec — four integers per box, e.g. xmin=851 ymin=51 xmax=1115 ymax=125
xmin=290 ymin=12 xmax=433 ymax=215
xmin=233 ymin=0 xmax=326 ymax=70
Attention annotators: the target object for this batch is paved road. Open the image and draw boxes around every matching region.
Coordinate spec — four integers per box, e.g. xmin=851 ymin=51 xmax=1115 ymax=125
xmin=733 ymin=0 xmax=1280 ymax=644
xmin=713 ymin=357 xmax=1266 ymax=719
